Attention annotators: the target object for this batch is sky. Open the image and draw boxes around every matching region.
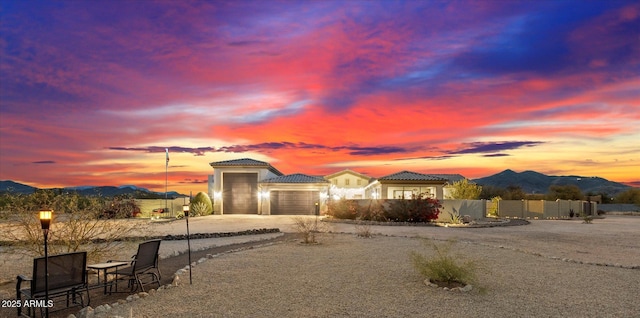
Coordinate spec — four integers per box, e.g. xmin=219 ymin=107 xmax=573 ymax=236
xmin=1 ymin=0 xmax=639 ymax=194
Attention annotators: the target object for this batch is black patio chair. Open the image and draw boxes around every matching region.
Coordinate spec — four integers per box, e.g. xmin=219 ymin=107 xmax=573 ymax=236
xmin=16 ymin=251 xmax=89 ymax=317
xmin=109 ymin=239 xmax=162 ymax=293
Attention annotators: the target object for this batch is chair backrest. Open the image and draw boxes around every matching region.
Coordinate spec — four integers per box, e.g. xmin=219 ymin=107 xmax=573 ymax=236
xmin=132 ymin=239 xmax=161 ymax=272
xmin=32 ymin=251 xmax=87 ymax=294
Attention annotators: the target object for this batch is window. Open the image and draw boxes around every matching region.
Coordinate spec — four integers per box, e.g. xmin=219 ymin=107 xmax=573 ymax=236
xmin=357 ymin=179 xmax=362 ymax=185
xmin=393 ymin=190 xmax=414 ymax=199
xmin=345 ymin=179 xmax=350 ymax=185
xmin=332 ymin=179 xmax=338 ymax=185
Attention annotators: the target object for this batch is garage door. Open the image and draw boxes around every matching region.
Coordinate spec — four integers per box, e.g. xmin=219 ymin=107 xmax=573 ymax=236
xmin=222 ymin=173 xmax=258 ymax=214
xmin=270 ymin=191 xmax=319 ymax=215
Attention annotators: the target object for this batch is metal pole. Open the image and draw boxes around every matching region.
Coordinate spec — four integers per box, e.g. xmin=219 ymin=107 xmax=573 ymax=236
xmin=44 ymin=230 xmax=49 ymax=318
xmin=186 ymin=214 xmax=192 ymax=284
xmin=185 ymin=193 xmax=192 ymax=285
xmin=165 ymin=159 xmax=168 ymax=212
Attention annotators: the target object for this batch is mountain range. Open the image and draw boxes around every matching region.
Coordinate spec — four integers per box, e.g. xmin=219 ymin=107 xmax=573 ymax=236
xmin=472 ymin=169 xmax=631 ymax=196
xmin=1 ymin=169 xmax=633 ymax=197
xmin=0 ymin=180 xmax=185 ymax=198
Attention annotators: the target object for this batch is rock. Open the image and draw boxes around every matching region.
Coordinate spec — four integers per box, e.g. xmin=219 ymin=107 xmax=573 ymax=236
xmin=117 ymin=299 xmax=127 ymax=304
xmin=138 ymin=292 xmax=150 ymax=298
xmin=94 ymin=305 xmax=106 ymax=314
xmin=462 ymin=215 xmax=472 ymax=223
xmin=111 ymin=302 xmax=120 ymax=307
xmin=126 ymin=294 xmax=139 ymax=302
xmin=461 ymin=284 xmax=473 ymax=292
xmin=67 ymin=315 xmax=77 ymax=318
xmin=149 ymin=289 xmax=156 ymax=295
xmin=77 ymin=306 xmax=94 ymax=318
xmin=198 ymin=257 xmax=207 ymax=264
xmin=172 ymin=275 xmax=180 ymax=286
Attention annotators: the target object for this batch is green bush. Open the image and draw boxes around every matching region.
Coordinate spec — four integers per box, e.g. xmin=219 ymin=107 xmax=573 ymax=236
xmin=190 ymin=192 xmax=213 ymax=216
xmin=410 ymin=239 xmax=479 ymax=287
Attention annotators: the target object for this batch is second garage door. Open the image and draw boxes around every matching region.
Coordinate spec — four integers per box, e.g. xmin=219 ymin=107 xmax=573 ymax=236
xmin=270 ymin=191 xmax=319 ymax=215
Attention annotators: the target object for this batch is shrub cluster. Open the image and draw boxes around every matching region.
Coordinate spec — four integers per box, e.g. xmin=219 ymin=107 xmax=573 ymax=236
xmin=326 ymin=193 xmax=441 ymax=223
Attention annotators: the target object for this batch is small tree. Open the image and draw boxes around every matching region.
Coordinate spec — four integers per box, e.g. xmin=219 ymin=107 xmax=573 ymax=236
xmin=446 ymin=179 xmax=482 ymax=199
xmin=546 ymin=185 xmax=584 ymax=200
xmin=615 ymin=188 xmax=640 ymax=205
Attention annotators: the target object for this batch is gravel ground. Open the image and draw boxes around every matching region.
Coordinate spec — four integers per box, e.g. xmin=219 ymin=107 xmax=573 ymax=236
xmin=2 ymin=215 xmax=639 ymax=318
xmin=94 ymin=216 xmax=639 ymax=318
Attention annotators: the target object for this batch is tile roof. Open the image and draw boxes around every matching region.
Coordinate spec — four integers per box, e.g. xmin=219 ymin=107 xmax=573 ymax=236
xmin=209 ymin=158 xmax=283 ymax=175
xmin=324 ymin=169 xmax=373 ymax=181
xmin=210 ymin=158 xmax=270 ymax=166
xmin=260 ymin=173 xmax=330 ymax=184
xmin=377 ymin=170 xmax=448 ymax=182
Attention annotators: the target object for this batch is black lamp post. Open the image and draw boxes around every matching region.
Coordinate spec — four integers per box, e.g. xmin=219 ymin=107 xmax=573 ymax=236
xmin=39 ymin=209 xmax=52 ymax=318
xmin=183 ymin=204 xmax=192 ymax=285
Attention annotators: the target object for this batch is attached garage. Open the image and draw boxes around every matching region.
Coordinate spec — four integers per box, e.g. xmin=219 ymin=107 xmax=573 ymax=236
xmin=259 ymin=173 xmax=329 ymax=215
xmin=270 ymin=190 xmax=319 ymax=215
xmin=222 ymin=172 xmax=258 ymax=214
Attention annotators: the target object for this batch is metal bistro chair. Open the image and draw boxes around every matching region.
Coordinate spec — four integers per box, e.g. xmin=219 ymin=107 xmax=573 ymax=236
xmin=109 ymin=239 xmax=162 ymax=293
xmin=16 ymin=251 xmax=89 ymax=317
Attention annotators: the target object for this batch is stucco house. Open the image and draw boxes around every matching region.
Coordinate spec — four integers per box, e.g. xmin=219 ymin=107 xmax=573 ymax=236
xmin=208 ymin=158 xmax=464 ymax=214
xmin=324 ymin=169 xmax=373 ymax=199
xmin=208 ymin=158 xmax=329 ymax=215
xmin=364 ymin=170 xmax=449 ymax=200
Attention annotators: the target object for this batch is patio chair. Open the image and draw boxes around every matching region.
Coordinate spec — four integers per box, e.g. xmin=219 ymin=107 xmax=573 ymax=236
xmin=16 ymin=251 xmax=89 ymax=317
xmin=109 ymin=239 xmax=162 ymax=293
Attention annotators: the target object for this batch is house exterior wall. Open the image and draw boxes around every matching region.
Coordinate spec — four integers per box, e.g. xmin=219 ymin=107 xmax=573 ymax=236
xmin=209 ymin=167 xmax=280 ymax=215
xmin=325 ymin=171 xmax=370 ymax=199
xmin=380 ymin=183 xmax=444 ymax=200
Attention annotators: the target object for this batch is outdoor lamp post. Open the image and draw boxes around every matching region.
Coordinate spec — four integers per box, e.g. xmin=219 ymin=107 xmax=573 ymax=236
xmin=183 ymin=204 xmax=192 ymax=285
xmin=39 ymin=209 xmax=52 ymax=318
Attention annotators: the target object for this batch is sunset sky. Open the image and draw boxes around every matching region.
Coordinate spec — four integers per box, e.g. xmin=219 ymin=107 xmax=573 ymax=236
xmin=1 ymin=0 xmax=639 ymax=194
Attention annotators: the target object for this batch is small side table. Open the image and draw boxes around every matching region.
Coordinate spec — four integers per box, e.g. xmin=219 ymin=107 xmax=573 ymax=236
xmin=87 ymin=261 xmax=129 ymax=294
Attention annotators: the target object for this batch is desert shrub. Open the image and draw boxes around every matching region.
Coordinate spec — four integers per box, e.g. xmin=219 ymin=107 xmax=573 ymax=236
xmin=190 ymin=202 xmax=209 ymax=217
xmin=354 ymin=221 xmax=373 ymax=238
xmin=103 ymin=195 xmax=141 ymax=218
xmin=190 ymin=192 xmax=213 ymax=216
xmin=0 ymin=197 xmax=148 ymax=264
xmin=386 ymin=193 xmax=441 ymax=223
xmin=447 ymin=209 xmax=463 ymax=224
xmin=326 ymin=199 xmax=359 ymax=220
xmin=410 ymin=239 xmax=480 ymax=288
xmin=292 ymin=216 xmax=328 ymax=244
xmin=358 ymin=199 xmax=387 ymax=221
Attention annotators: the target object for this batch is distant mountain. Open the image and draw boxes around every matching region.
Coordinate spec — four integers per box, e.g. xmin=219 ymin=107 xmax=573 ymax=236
xmin=0 ymin=180 xmax=184 ymax=198
xmin=0 ymin=180 xmax=37 ymax=194
xmin=473 ymin=169 xmax=631 ymax=195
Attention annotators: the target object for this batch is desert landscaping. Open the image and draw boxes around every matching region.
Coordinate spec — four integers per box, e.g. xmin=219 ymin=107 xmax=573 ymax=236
xmin=2 ymin=215 xmax=639 ymax=317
